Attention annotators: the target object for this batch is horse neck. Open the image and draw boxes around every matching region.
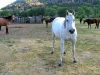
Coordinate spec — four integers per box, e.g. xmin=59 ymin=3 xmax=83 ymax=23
xmin=84 ymin=20 xmax=86 ymax=24
xmin=64 ymin=17 xmax=67 ymax=28
xmin=7 ymin=18 xmax=12 ymax=22
xmin=43 ymin=18 xmax=46 ymax=20
xmin=51 ymin=18 xmax=54 ymax=22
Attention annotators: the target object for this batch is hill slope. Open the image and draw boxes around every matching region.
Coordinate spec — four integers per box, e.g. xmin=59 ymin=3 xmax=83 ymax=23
xmin=1 ymin=0 xmax=100 ymax=13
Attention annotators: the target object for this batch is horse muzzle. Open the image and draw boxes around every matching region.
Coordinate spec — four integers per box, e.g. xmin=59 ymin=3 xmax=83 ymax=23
xmin=69 ymin=29 xmax=75 ymax=34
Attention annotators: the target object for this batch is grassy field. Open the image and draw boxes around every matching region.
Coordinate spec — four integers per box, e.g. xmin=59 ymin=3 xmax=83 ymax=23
xmin=0 ymin=21 xmax=100 ymax=75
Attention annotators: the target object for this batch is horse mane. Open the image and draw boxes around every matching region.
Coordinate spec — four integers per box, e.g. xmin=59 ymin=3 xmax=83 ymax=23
xmin=64 ymin=19 xmax=66 ymax=28
xmin=3 ymin=14 xmax=13 ymax=20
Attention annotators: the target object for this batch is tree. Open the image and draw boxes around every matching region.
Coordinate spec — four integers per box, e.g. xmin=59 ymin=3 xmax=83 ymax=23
xmin=93 ymin=7 xmax=100 ymax=17
xmin=19 ymin=10 xmax=28 ymax=17
xmin=57 ymin=7 xmax=68 ymax=17
xmin=51 ymin=5 xmax=58 ymax=9
xmin=49 ymin=8 xmax=57 ymax=16
xmin=77 ymin=7 xmax=85 ymax=18
xmin=45 ymin=8 xmax=50 ymax=16
xmin=36 ymin=7 xmax=45 ymax=16
xmin=82 ymin=6 xmax=94 ymax=18
xmin=0 ymin=10 xmax=10 ymax=16
xmin=13 ymin=10 xmax=19 ymax=16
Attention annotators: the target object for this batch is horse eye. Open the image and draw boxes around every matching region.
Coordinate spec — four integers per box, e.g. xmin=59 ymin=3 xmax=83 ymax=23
xmin=66 ymin=20 xmax=68 ymax=21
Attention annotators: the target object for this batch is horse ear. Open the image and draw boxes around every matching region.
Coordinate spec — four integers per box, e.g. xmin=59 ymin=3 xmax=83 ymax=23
xmin=72 ymin=11 xmax=75 ymax=15
xmin=66 ymin=10 xmax=69 ymax=15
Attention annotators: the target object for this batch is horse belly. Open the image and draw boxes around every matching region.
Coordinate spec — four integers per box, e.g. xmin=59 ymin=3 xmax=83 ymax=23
xmin=52 ymin=17 xmax=65 ymax=38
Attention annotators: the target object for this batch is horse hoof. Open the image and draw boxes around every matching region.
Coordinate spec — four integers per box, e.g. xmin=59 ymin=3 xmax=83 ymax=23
xmin=51 ymin=51 xmax=54 ymax=54
xmin=73 ymin=61 xmax=77 ymax=63
xmin=6 ymin=33 xmax=9 ymax=34
xmin=58 ymin=64 xmax=62 ymax=67
xmin=63 ymin=51 xmax=66 ymax=54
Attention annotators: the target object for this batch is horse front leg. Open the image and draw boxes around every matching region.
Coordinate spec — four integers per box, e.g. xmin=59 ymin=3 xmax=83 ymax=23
xmin=46 ymin=22 xmax=48 ymax=28
xmin=41 ymin=20 xmax=43 ymax=23
xmin=0 ymin=26 xmax=1 ymax=31
xmin=6 ymin=25 xmax=9 ymax=34
xmin=45 ymin=21 xmax=48 ymax=28
xmin=88 ymin=24 xmax=89 ymax=28
xmin=90 ymin=24 xmax=91 ymax=29
xmin=72 ymin=40 xmax=77 ymax=63
xmin=58 ymin=39 xmax=65 ymax=66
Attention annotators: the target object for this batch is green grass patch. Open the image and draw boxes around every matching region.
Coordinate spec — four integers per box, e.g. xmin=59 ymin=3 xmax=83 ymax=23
xmin=0 ymin=23 xmax=100 ymax=75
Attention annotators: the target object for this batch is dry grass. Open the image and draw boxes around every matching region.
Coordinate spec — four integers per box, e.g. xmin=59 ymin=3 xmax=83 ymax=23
xmin=0 ymin=22 xmax=100 ymax=75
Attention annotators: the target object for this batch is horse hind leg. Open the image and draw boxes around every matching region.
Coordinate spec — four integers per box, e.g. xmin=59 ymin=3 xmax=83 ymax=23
xmin=51 ymin=32 xmax=55 ymax=54
xmin=95 ymin=23 xmax=99 ymax=29
xmin=94 ymin=23 xmax=97 ymax=29
xmin=97 ymin=22 xmax=99 ymax=29
xmin=90 ymin=24 xmax=91 ymax=29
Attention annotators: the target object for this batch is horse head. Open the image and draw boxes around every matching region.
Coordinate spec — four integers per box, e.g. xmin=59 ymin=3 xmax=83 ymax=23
xmin=83 ymin=20 xmax=86 ymax=24
xmin=65 ymin=10 xmax=75 ymax=34
xmin=11 ymin=14 xmax=15 ymax=20
xmin=50 ymin=17 xmax=55 ymax=22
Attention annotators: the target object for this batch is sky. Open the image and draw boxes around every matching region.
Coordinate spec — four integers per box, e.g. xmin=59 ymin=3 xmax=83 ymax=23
xmin=0 ymin=0 xmax=16 ymax=9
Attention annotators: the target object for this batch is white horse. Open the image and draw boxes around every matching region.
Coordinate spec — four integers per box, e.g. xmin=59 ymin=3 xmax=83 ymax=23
xmin=51 ymin=10 xmax=77 ymax=66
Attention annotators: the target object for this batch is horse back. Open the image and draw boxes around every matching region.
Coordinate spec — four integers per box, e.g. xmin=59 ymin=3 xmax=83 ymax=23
xmin=91 ymin=18 xmax=99 ymax=24
xmin=45 ymin=18 xmax=51 ymax=22
xmin=85 ymin=18 xmax=98 ymax=24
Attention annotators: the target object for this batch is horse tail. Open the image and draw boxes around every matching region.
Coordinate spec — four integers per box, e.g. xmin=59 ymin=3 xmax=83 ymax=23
xmin=51 ymin=24 xmax=55 ymax=38
xmin=41 ymin=19 xmax=43 ymax=23
xmin=52 ymin=31 xmax=55 ymax=40
xmin=98 ymin=20 xmax=99 ymax=28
